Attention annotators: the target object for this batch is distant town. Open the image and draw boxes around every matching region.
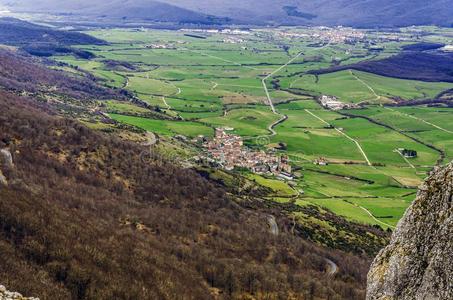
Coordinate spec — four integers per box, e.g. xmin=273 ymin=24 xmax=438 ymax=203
xmin=276 ymin=26 xmax=366 ymax=44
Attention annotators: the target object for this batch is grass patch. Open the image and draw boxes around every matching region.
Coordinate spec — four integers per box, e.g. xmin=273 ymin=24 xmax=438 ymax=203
xmin=109 ymin=114 xmax=213 ymax=137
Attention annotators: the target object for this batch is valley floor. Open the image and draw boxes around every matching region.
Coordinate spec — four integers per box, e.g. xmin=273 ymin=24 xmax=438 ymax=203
xmin=52 ymin=26 xmax=453 ymax=229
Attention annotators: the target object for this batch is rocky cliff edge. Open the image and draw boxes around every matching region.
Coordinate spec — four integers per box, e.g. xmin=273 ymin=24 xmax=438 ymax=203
xmin=367 ymin=163 xmax=452 ymax=300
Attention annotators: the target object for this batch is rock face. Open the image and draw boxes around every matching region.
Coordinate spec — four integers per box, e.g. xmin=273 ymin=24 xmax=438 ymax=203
xmin=0 ymin=170 xmax=6 ymax=186
xmin=0 ymin=285 xmax=39 ymax=300
xmin=367 ymin=163 xmax=453 ymax=300
xmin=0 ymin=148 xmax=13 ymax=187
xmin=0 ymin=149 xmax=14 ymax=169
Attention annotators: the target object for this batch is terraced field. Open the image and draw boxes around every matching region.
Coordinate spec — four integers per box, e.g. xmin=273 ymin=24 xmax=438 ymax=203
xmin=51 ymin=27 xmax=453 ymax=229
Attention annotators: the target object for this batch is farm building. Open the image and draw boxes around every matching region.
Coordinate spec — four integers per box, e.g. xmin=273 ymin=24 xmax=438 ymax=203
xmin=314 ymin=157 xmax=329 ymax=166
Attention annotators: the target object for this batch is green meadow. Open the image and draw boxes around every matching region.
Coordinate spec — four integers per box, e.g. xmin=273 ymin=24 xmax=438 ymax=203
xmin=286 ymin=70 xmax=453 ymax=104
xmin=109 ymin=113 xmax=213 ymax=137
xmin=51 ymin=27 xmax=453 ymax=229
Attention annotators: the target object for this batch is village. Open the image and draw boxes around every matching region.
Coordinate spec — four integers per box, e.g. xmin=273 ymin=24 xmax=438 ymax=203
xmin=276 ymin=26 xmax=367 ymax=44
xmin=204 ymin=128 xmax=293 ymax=180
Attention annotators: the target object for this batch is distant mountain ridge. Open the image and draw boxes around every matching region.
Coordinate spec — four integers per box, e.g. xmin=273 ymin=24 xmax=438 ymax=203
xmin=0 ymin=17 xmax=105 ymax=46
xmin=1 ymin=0 xmax=233 ymax=24
xmin=1 ymin=0 xmax=452 ymax=27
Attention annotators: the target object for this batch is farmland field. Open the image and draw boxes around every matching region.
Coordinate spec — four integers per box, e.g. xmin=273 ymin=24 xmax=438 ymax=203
xmin=51 ymin=26 xmax=453 ymax=229
xmin=286 ymin=70 xmax=453 ymax=104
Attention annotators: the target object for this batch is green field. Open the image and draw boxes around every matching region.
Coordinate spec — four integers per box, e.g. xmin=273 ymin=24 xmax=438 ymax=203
xmin=200 ymin=106 xmax=281 ymax=137
xmin=109 ymin=113 xmax=213 ymax=137
xmin=51 ymin=27 xmax=453 ymax=229
xmin=348 ymin=106 xmax=453 ymax=163
xmin=247 ymin=173 xmax=298 ymax=197
xmin=105 ymin=100 xmax=150 ymax=113
xmin=286 ymin=70 xmax=453 ymax=104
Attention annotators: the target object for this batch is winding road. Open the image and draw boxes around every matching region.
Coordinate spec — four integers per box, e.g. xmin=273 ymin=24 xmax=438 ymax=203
xmin=262 ymin=52 xmax=304 ymax=114
xmin=260 ymin=51 xmax=306 ymax=136
xmin=266 ymin=214 xmax=339 ymax=276
xmin=357 ymin=205 xmax=396 ymax=229
xmin=261 ymin=43 xmax=332 ymax=137
xmin=161 ymin=96 xmax=171 ymax=109
xmin=161 ymin=86 xmax=181 ymax=109
xmin=267 ymin=215 xmax=279 ymax=236
xmin=142 ymin=131 xmax=158 ymax=147
xmin=325 ymin=258 xmax=338 ymax=276
xmin=268 ymin=115 xmax=288 ymax=136
xmin=159 ymin=85 xmax=184 ymax=119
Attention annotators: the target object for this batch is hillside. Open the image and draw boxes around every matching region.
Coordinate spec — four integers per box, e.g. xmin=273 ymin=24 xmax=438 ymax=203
xmin=0 ymin=48 xmax=122 ymax=100
xmin=1 ymin=0 xmax=453 ymax=27
xmin=0 ymin=89 xmax=373 ymax=299
xmin=367 ymin=163 xmax=452 ymax=299
xmin=0 ymin=18 xmax=105 ymax=46
xmin=0 ymin=49 xmax=390 ymax=299
xmin=0 ymin=17 xmax=107 ymax=58
xmin=0 ymin=1 xmax=231 ymax=25
xmin=165 ymin=0 xmax=453 ymax=27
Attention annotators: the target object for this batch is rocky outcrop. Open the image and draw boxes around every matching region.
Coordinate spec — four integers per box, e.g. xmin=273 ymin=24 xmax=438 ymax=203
xmin=0 ymin=285 xmax=39 ymax=300
xmin=0 ymin=149 xmax=14 ymax=169
xmin=367 ymin=163 xmax=453 ymax=300
xmin=0 ymin=169 xmax=7 ymax=186
xmin=0 ymin=149 xmax=13 ymax=187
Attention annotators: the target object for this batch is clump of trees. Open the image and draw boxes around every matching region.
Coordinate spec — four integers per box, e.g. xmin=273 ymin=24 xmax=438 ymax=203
xmin=311 ymin=51 xmax=453 ymax=83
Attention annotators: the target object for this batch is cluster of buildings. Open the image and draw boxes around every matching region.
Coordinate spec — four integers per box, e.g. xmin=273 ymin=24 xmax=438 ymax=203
xmin=316 ymin=27 xmax=366 ymax=44
xmin=145 ymin=43 xmax=176 ymax=49
xmin=204 ymin=128 xmax=292 ymax=177
xmin=277 ymin=26 xmax=366 ymax=44
xmin=313 ymin=157 xmax=329 ymax=166
xmin=223 ymin=36 xmax=245 ymax=44
xmin=320 ymin=95 xmax=358 ymax=110
xmin=180 ymin=28 xmax=252 ymax=35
